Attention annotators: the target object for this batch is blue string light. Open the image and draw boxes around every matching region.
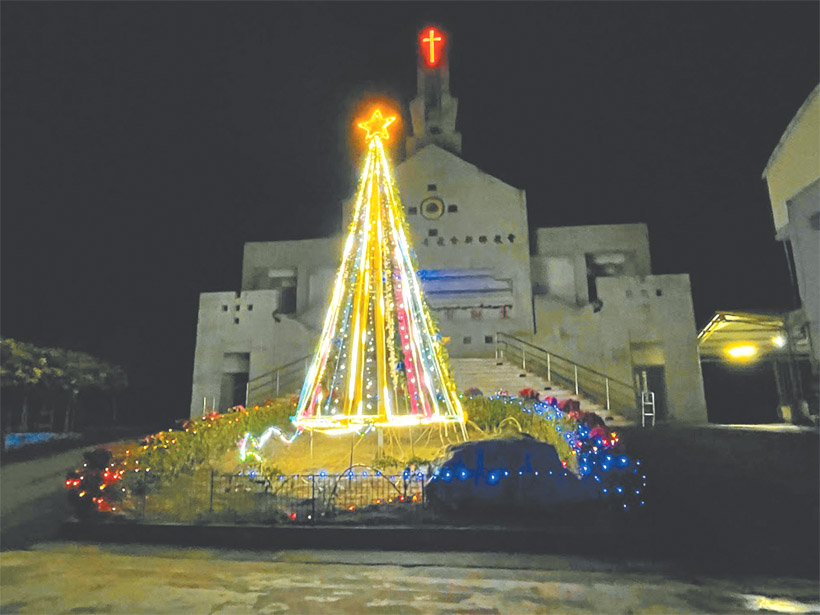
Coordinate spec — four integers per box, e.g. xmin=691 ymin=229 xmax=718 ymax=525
xmin=425 ymin=394 xmax=646 ymax=511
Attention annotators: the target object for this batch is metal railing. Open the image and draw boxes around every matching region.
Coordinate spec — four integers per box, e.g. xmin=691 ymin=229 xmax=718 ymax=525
xmin=495 ymin=332 xmax=646 ymax=417
xmin=641 ymin=391 xmax=656 ymax=427
xmin=244 ymin=354 xmax=312 ymax=406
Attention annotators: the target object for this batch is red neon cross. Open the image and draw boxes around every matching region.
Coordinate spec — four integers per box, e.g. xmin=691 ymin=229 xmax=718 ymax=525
xmin=421 ymin=28 xmax=444 ymax=66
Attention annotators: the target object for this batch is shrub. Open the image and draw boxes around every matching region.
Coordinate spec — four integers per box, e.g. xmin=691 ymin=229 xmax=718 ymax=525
xmin=66 ymin=398 xmax=296 ymax=517
xmin=372 ymin=454 xmax=403 ymax=470
xmin=463 ymin=396 xmax=519 ymax=431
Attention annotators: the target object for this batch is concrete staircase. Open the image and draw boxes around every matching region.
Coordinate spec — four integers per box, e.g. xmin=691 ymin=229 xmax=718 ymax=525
xmin=450 ymin=357 xmax=606 ymax=415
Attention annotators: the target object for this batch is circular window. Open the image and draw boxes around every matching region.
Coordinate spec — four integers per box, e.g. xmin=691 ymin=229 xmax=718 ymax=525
xmin=421 ymin=197 xmax=444 ymax=220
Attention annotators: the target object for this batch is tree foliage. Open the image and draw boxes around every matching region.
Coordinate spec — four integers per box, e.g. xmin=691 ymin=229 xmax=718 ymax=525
xmin=0 ymin=338 xmax=127 ymax=393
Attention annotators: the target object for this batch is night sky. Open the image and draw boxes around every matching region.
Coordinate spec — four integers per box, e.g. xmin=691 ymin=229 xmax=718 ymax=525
xmin=2 ymin=2 xmax=818 ymax=426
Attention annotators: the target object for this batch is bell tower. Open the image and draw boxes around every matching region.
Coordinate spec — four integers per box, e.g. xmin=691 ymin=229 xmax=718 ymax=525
xmin=406 ymin=26 xmax=462 ymax=157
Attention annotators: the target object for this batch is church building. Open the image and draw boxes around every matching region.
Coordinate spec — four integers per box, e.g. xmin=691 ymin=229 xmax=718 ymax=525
xmin=190 ymin=27 xmax=707 ymax=424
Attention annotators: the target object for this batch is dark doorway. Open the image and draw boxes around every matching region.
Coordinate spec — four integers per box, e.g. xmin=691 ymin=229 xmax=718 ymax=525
xmin=701 ymin=362 xmax=779 ymax=424
xmin=220 ymin=352 xmax=250 ymax=410
xmin=220 ymin=372 xmax=249 ymax=410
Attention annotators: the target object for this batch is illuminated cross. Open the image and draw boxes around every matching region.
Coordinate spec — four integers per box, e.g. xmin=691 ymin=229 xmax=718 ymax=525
xmin=421 ymin=27 xmax=444 ymax=66
xmin=357 ymin=109 xmax=396 ymax=142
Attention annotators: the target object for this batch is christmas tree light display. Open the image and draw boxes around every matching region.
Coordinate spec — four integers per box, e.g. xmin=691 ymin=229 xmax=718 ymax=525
xmin=292 ymin=108 xmax=465 ymax=433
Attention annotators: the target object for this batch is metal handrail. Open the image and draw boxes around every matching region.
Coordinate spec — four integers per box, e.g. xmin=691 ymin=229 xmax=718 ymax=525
xmin=245 ymin=354 xmax=312 ymax=406
xmin=247 ymin=354 xmax=312 ymax=385
xmin=495 ymin=332 xmax=644 ymax=414
xmin=496 ymin=333 xmax=635 ymax=390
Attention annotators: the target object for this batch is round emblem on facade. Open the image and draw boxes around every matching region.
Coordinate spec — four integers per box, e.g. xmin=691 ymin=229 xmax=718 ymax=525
xmin=420 ymin=197 xmax=445 ymax=220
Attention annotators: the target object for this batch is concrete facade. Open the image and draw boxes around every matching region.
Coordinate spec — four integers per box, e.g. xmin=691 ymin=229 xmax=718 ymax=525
xmin=786 ymin=181 xmax=820 ymax=368
xmin=189 ymin=40 xmax=708 ymax=423
xmin=395 ymin=145 xmax=534 ymax=354
xmin=241 ymin=237 xmax=343 ymax=330
xmin=762 ymin=84 xmax=820 ymax=368
xmin=192 ymin=290 xmax=280 ymax=413
xmin=528 ymin=225 xmax=706 ymax=423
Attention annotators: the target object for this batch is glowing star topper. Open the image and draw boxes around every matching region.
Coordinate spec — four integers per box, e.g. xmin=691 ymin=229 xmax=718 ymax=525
xmin=357 ymin=109 xmax=396 ymax=142
xmin=420 ymin=26 xmax=445 ymax=67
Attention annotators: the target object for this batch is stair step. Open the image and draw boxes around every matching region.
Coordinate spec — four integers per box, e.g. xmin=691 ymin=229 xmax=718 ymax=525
xmin=451 ymin=358 xmax=597 ymax=404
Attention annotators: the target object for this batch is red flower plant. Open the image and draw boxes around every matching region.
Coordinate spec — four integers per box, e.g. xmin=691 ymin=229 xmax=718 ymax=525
xmin=589 ymin=425 xmax=607 ymax=441
xmin=559 ymin=399 xmax=581 ymax=416
xmin=518 ymin=387 xmax=539 ymax=400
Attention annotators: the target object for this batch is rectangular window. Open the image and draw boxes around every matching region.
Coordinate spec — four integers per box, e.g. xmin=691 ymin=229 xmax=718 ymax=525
xmin=279 ymin=284 xmax=297 ymax=314
xmin=484 ymin=335 xmax=494 ymax=344
xmin=447 ymin=204 xmax=458 ymax=213
xmin=260 ymin=272 xmax=298 ymax=314
xmin=255 ymin=267 xmax=297 ymax=292
xmin=248 ymin=304 xmax=253 ymax=311
xmin=463 ymin=336 xmax=472 ymax=344
xmin=408 ymin=206 xmax=418 ymax=215
xmin=428 ymin=229 xmax=438 ymax=237
xmin=427 ymin=184 xmax=437 ymax=191
xmin=585 ymin=250 xmax=636 ymax=303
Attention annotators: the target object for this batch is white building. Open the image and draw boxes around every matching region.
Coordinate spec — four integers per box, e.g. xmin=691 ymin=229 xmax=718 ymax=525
xmin=762 ymin=84 xmax=819 ymax=371
xmin=190 ymin=30 xmax=707 ymax=424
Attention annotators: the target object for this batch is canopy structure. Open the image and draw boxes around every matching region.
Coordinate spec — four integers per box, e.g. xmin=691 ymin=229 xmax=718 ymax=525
xmin=697 ymin=311 xmax=811 ymax=363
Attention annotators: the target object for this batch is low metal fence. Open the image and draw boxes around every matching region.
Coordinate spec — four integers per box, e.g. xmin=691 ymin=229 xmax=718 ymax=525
xmin=130 ymin=467 xmax=428 ymax=525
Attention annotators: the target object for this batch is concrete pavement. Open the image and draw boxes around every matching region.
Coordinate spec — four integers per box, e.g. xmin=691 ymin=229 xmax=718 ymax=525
xmin=2 ymin=544 xmax=819 ymax=614
xmin=0 ymin=446 xmax=92 ymax=551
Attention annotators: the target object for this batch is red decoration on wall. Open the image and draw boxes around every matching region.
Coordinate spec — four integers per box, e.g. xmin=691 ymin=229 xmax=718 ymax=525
xmin=420 ymin=27 xmax=445 ymax=67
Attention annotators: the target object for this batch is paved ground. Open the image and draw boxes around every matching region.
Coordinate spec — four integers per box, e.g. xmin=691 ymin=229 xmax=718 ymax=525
xmin=0 ymin=446 xmax=91 ymax=551
xmin=1 ymin=544 xmax=819 ymax=614
xmin=1 ymin=433 xmax=818 ymax=614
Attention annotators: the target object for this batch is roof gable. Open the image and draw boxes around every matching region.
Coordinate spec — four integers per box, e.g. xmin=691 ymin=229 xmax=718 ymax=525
xmin=397 ymin=144 xmax=522 ymax=192
xmin=762 ymin=83 xmax=820 ymax=179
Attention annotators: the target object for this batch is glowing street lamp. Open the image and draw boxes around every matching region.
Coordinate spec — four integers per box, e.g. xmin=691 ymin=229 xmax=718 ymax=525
xmin=726 ymin=345 xmax=757 ymax=360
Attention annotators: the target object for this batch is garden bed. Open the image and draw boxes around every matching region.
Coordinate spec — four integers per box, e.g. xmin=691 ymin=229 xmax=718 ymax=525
xmin=63 ymin=395 xmax=641 ymax=528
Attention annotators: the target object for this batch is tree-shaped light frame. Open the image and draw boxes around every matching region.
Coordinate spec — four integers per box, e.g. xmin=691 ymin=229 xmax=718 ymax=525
xmin=293 ymin=110 xmax=465 ymax=433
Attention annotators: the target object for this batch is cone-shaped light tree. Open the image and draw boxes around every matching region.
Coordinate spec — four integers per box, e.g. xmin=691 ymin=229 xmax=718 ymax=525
xmin=293 ymin=109 xmax=465 ymax=432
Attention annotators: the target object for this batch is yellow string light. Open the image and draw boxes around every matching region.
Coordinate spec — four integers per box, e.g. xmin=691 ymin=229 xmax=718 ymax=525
xmin=292 ymin=107 xmax=464 ymax=432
